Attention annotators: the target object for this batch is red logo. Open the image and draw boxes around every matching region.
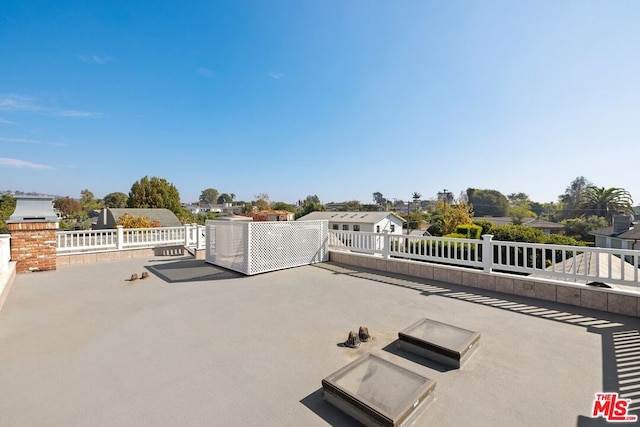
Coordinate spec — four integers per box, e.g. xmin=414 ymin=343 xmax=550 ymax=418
xmin=592 ymin=393 xmax=638 ymax=422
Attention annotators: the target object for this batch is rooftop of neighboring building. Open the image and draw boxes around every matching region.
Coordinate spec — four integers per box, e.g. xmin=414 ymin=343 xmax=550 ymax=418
xmin=297 ymin=211 xmax=406 ymax=224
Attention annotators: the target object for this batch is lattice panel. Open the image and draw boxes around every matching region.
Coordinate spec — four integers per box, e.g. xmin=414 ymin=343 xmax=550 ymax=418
xmin=205 ymin=221 xmax=250 ymax=274
xmin=205 ymin=220 xmax=328 ymax=275
xmin=248 ymin=220 xmax=328 ymax=275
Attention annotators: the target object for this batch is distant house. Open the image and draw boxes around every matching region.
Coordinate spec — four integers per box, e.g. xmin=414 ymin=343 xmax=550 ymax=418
xmin=590 ymin=215 xmax=640 ymax=250
xmin=475 ymin=216 xmax=564 ymax=234
xmin=297 ymin=211 xmax=405 ymax=234
xmin=184 ymin=203 xmax=244 ymax=215
xmin=407 ymin=229 xmax=432 ymax=237
xmin=523 ymin=218 xmax=565 ymax=235
xmin=250 ymin=210 xmax=295 ymax=221
xmin=94 ymin=208 xmax=181 ymax=229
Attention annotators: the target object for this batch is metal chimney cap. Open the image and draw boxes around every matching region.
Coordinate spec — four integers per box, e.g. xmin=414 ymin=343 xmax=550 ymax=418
xmin=7 ymin=195 xmax=59 ymax=223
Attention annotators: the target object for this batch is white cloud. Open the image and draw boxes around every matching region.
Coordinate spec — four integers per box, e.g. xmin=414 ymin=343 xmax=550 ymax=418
xmin=0 ymin=94 xmax=102 ymax=118
xmin=0 ymin=117 xmax=15 ymax=124
xmin=0 ymin=137 xmax=66 ymax=147
xmin=269 ymin=72 xmax=285 ymax=79
xmin=0 ymin=157 xmax=52 ymax=169
xmin=56 ymin=110 xmax=103 ymax=118
xmin=78 ymin=54 xmax=116 ymax=64
xmin=197 ymin=67 xmax=215 ymax=78
xmin=0 ymin=94 xmax=37 ymax=111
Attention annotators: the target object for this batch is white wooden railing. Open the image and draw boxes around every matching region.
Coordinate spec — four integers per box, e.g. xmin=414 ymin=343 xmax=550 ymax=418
xmin=329 ymin=231 xmax=640 ymax=288
xmin=57 ymin=224 xmax=206 ymax=255
xmin=0 ymin=234 xmax=10 ymax=273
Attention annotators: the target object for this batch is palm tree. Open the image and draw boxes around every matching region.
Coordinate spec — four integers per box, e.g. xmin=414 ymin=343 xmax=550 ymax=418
xmin=580 ymin=186 xmax=633 ymax=223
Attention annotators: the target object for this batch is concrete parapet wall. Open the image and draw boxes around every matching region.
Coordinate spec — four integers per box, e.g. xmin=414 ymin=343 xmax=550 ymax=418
xmin=58 ymin=248 xmax=157 ymax=266
xmin=57 ymin=245 xmax=186 ymax=266
xmin=329 ymin=251 xmax=640 ymax=318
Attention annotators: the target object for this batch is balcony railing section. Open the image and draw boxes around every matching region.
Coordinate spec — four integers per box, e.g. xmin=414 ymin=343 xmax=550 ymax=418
xmin=57 ymin=229 xmax=118 ymax=253
xmin=329 ymin=230 xmax=640 ymax=288
xmin=57 ymin=224 xmax=205 ymax=255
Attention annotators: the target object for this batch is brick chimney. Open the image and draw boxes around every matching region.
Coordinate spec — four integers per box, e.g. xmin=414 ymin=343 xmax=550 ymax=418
xmin=7 ymin=196 xmax=59 ymax=273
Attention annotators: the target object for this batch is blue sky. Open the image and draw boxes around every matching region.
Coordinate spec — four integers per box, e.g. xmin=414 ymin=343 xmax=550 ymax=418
xmin=1 ymin=1 xmax=639 ymax=205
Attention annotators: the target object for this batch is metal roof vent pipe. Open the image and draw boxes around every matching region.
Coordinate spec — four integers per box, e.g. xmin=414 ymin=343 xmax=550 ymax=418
xmin=7 ymin=196 xmax=59 ymax=273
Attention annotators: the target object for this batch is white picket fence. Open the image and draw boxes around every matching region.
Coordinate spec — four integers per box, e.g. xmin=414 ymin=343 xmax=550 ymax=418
xmin=56 ymin=224 xmax=205 ymax=255
xmin=329 ymin=230 xmax=640 ymax=288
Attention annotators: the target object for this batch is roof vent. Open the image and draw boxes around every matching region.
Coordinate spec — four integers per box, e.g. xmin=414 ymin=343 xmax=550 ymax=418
xmin=7 ymin=196 xmax=58 ymax=223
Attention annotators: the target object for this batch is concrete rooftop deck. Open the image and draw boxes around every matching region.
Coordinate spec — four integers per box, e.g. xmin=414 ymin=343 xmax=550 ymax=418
xmin=1 ymin=256 xmax=639 ymax=426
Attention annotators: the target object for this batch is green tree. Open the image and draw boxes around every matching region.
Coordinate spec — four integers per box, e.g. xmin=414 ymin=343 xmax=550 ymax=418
xmin=561 ymin=216 xmax=608 ymax=242
xmin=297 ymin=195 xmax=326 ymax=218
xmin=254 ymin=193 xmax=270 ymax=211
xmin=0 ymin=195 xmax=17 ymax=233
xmin=199 ymin=188 xmax=219 ymax=205
xmin=54 ymin=197 xmax=83 ymax=217
xmin=490 ymin=224 xmax=546 ymax=243
xmin=580 ymin=186 xmax=633 ymax=223
xmin=507 ymin=205 xmax=537 ymax=225
xmin=271 ymin=202 xmax=297 ymax=212
xmin=342 ymin=200 xmax=361 ymax=211
xmin=466 ymin=188 xmax=509 ymax=217
xmin=128 ymin=176 xmax=182 ymax=214
xmin=558 ymin=176 xmax=591 ymax=219
xmin=472 ymin=219 xmax=494 ymax=236
xmin=490 ymin=224 xmax=584 ymax=247
xmin=507 ymin=192 xmax=531 ymax=206
xmin=80 ymin=189 xmax=102 ymax=211
xmin=404 ymin=212 xmax=424 ymax=230
xmin=217 ymin=193 xmax=232 ymax=204
xmin=103 ymin=192 xmax=128 ymax=208
xmin=372 ymin=192 xmax=387 ymax=208
xmin=59 ymin=211 xmax=91 ymax=231
xmin=427 ymin=201 xmax=473 ymax=236
xmin=116 ymin=213 xmax=161 ymax=228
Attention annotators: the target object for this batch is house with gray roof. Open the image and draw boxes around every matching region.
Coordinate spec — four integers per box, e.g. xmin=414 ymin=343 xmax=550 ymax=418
xmin=297 ymin=211 xmax=405 ymax=234
xmin=590 ymin=214 xmax=640 ymax=251
xmin=93 ymin=208 xmax=181 ymax=229
xmin=475 ymin=216 xmax=564 ymax=234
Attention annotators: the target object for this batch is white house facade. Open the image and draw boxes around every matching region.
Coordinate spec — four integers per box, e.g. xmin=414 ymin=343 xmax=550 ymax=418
xmin=297 ymin=211 xmax=405 ymax=234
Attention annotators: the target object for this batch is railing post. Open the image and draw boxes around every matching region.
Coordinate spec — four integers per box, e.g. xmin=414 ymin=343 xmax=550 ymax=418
xmin=482 ymin=234 xmax=493 ymax=273
xmin=382 ymin=230 xmax=390 ymax=259
xmin=184 ymin=224 xmax=191 ymax=246
xmin=196 ymin=225 xmax=204 ymax=249
xmin=117 ymin=226 xmax=124 ymax=250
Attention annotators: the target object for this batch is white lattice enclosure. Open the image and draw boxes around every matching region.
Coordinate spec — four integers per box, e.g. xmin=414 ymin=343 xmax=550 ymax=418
xmin=205 ymin=220 xmax=328 ymax=275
